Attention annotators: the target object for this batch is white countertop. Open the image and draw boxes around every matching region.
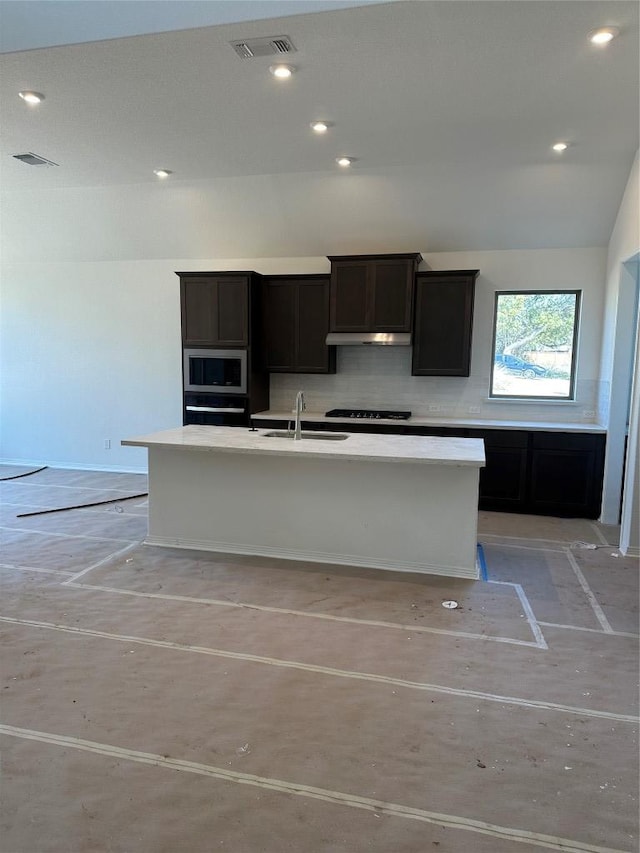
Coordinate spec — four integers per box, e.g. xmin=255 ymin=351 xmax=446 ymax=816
xmin=122 ymin=425 xmax=486 ymax=467
xmin=252 ymin=410 xmax=607 ymax=434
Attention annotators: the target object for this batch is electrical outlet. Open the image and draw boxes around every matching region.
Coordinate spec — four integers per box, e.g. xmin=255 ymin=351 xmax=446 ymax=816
xmin=468 ymin=406 xmax=481 ymax=414
xmin=428 ymin=405 xmax=442 ymax=413
xmin=104 ymin=439 xmax=111 ymax=450
xmin=582 ymin=410 xmax=596 ymax=419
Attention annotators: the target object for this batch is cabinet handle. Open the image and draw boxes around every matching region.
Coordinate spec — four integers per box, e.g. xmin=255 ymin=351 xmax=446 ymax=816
xmin=186 ymin=406 xmax=245 ymax=414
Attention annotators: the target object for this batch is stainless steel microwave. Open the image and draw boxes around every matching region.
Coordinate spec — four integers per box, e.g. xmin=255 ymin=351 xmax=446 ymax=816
xmin=183 ymin=348 xmax=247 ymax=394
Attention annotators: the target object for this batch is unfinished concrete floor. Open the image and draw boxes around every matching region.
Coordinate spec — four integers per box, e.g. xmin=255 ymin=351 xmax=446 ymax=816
xmin=0 ymin=464 xmax=638 ymax=853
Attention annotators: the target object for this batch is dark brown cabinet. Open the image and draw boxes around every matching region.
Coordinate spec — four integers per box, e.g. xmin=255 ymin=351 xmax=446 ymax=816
xmin=262 ymin=276 xmax=336 ymax=373
xmin=469 ymin=429 xmax=529 ymax=511
xmin=328 ymin=253 xmax=422 ymax=332
xmin=412 ymin=270 xmax=478 ymax=376
xmin=177 ymin=271 xmax=269 ymax=424
xmin=469 ymin=428 xmax=605 ymax=517
xmin=179 ymin=273 xmax=252 ymax=347
xmin=529 ymin=432 xmax=605 ymax=518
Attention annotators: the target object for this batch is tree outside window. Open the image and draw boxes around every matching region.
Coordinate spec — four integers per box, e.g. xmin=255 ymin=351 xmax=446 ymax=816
xmin=490 ymin=291 xmax=580 ymax=399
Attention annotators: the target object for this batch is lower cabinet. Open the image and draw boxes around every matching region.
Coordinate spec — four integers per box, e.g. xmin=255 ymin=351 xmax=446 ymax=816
xmin=529 ymin=432 xmax=605 ymax=518
xmin=250 ymin=421 xmax=606 ymax=518
xmin=472 ymin=430 xmax=605 ymax=517
xmin=469 ymin=430 xmax=529 ymax=511
xmin=416 ymin=427 xmax=604 ymax=517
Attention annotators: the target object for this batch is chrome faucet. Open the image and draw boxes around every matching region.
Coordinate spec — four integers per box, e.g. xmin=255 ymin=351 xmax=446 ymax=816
xmin=293 ymin=390 xmax=306 ymax=440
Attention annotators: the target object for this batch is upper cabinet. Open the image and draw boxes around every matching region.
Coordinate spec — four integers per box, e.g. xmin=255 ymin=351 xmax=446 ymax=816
xmin=412 ymin=270 xmax=478 ymax=377
xmin=178 ymin=262 xmax=479 ymax=379
xmin=179 ymin=273 xmax=256 ymax=347
xmin=328 ymin=253 xmax=422 ymax=332
xmin=262 ymin=276 xmax=336 ymax=373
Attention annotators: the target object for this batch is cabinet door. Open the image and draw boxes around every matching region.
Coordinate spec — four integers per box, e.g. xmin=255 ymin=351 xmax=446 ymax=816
xmin=181 ymin=278 xmax=217 ymax=346
xmin=181 ymin=276 xmax=248 ymax=347
xmin=330 ymin=262 xmax=370 ymax=331
xmin=296 ymin=279 xmax=336 ymax=373
xmin=529 ymin=433 xmax=605 ymax=518
xmin=263 ymin=281 xmax=296 ymax=370
xmin=214 ymin=277 xmax=249 ymax=346
xmin=263 ymin=277 xmax=335 ymax=373
xmin=412 ymin=272 xmax=477 ymax=376
xmin=471 ymin=430 xmax=529 ymax=512
xmin=371 ymin=259 xmax=414 ymax=331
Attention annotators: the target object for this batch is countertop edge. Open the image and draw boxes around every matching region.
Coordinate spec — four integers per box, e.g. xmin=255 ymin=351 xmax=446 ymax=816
xmin=122 ymin=428 xmax=486 ymax=467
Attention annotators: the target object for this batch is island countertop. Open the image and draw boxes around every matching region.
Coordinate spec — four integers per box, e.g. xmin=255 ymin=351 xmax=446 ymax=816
xmin=122 ymin=425 xmax=485 ymax=467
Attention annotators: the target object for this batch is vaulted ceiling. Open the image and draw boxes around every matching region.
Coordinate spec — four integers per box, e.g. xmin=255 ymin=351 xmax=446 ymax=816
xmin=1 ymin=0 xmax=638 ymax=261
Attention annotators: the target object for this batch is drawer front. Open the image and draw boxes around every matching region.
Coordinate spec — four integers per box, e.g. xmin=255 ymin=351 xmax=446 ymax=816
xmin=532 ymin=432 xmax=601 ymax=451
xmin=468 ymin=429 xmax=529 ymax=448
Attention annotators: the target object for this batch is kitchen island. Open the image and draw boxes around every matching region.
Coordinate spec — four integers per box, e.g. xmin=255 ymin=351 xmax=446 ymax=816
xmin=122 ymin=425 xmax=485 ymax=579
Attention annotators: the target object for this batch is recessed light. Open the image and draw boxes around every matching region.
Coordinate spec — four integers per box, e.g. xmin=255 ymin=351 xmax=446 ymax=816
xmin=336 ymin=157 xmax=355 ymax=167
xmin=19 ymin=91 xmax=44 ymax=104
xmin=310 ymin=121 xmax=331 ymax=134
xmin=153 ymin=169 xmax=173 ymax=178
xmin=269 ymin=64 xmax=295 ymax=79
xmin=552 ymin=142 xmax=569 ymax=152
xmin=589 ymin=27 xmax=619 ymax=45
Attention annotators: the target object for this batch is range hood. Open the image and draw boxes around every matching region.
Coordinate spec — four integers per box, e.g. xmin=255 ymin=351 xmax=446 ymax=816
xmin=325 ymin=332 xmax=411 ymax=346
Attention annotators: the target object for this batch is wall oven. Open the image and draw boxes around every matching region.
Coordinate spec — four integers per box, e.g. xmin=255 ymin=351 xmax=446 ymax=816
xmin=183 ymin=348 xmax=247 ymax=394
xmin=184 ymin=393 xmax=248 ymax=426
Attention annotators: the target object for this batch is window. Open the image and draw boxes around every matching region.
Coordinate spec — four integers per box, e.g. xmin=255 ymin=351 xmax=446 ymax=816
xmin=490 ymin=291 xmax=580 ymax=399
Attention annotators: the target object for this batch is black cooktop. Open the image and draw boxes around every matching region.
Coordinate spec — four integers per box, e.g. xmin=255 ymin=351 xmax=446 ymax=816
xmin=325 ymin=408 xmax=412 ymax=420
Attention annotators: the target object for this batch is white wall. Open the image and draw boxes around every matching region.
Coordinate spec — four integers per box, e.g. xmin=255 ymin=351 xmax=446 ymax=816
xmin=620 ymin=264 xmax=640 ymax=556
xmin=599 ymin=152 xmax=640 ymax=415
xmin=599 ymin=149 xmax=640 ymax=548
xmin=0 ymin=261 xmax=182 ymax=472
xmin=0 ymin=248 xmax=606 ymax=472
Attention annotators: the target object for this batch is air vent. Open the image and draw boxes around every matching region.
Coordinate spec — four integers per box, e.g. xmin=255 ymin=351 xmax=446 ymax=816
xmin=230 ymin=35 xmax=296 ymax=59
xmin=12 ymin=152 xmax=58 ymax=167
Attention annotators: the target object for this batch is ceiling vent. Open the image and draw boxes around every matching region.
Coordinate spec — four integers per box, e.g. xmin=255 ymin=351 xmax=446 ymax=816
xmin=230 ymin=35 xmax=296 ymax=59
xmin=12 ymin=152 xmax=58 ymax=167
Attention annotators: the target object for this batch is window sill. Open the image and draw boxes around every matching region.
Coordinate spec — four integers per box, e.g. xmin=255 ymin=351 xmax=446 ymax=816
xmin=486 ymin=397 xmax=581 ymax=406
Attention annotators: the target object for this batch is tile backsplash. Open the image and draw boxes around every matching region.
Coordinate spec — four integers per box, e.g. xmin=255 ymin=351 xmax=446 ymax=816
xmin=269 ymin=347 xmax=600 ymax=423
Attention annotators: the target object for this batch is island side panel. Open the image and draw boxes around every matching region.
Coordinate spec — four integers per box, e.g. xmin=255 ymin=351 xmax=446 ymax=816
xmin=145 ymin=446 xmax=480 ymax=579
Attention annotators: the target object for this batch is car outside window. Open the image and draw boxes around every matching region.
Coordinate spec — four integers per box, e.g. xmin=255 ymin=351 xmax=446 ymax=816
xmin=490 ymin=291 xmax=580 ymax=399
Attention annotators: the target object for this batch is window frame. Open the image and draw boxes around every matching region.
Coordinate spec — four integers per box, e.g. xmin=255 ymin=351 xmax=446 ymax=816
xmin=489 ymin=289 xmax=582 ymax=401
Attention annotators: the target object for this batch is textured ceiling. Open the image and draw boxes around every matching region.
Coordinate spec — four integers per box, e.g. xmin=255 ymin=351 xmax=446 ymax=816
xmin=0 ymin=1 xmax=386 ymax=53
xmin=0 ymin=0 xmax=638 ymax=261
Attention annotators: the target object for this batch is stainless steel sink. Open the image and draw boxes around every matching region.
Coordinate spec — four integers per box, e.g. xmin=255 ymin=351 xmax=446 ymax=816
xmin=263 ymin=430 xmax=349 ymax=441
